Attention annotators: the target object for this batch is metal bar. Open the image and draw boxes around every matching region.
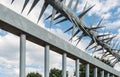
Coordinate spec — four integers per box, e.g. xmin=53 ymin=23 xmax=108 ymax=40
xmin=62 ymin=53 xmax=67 ymax=77
xmin=44 ymin=45 xmax=50 ymax=77
xmin=85 ymin=63 xmax=90 ymax=77
xmin=101 ymin=70 xmax=104 ymax=77
xmin=107 ymin=73 xmax=110 ymax=77
xmin=20 ymin=34 xmax=26 ymax=77
xmin=94 ymin=67 xmax=97 ymax=77
xmin=75 ymin=59 xmax=79 ymax=77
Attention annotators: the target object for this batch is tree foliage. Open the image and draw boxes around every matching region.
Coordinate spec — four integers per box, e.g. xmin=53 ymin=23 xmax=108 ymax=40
xmin=49 ymin=68 xmax=68 ymax=77
xmin=26 ymin=57 xmax=112 ymax=77
xmin=27 ymin=72 xmax=42 ymax=77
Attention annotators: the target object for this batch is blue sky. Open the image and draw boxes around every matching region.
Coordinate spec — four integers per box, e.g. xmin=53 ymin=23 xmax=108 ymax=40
xmin=0 ymin=0 xmax=120 ymax=77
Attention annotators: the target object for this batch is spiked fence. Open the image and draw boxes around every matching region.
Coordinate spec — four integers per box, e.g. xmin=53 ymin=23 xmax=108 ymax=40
xmin=0 ymin=0 xmax=120 ymax=77
xmin=11 ymin=0 xmax=120 ymax=66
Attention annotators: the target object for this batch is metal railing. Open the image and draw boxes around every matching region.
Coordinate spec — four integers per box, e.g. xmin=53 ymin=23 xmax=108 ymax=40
xmin=0 ymin=4 xmax=120 ymax=77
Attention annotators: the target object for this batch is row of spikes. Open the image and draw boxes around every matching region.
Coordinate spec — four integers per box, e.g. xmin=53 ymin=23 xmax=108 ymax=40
xmin=11 ymin=0 xmax=120 ymax=65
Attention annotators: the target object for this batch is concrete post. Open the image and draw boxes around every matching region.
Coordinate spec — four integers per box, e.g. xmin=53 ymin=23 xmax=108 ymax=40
xmin=20 ymin=34 xmax=26 ymax=77
xmin=107 ymin=73 xmax=110 ymax=77
xmin=75 ymin=59 xmax=79 ymax=77
xmin=44 ymin=45 xmax=50 ymax=77
xmin=62 ymin=53 xmax=67 ymax=77
xmin=101 ymin=70 xmax=104 ymax=77
xmin=111 ymin=75 xmax=115 ymax=77
xmin=94 ymin=67 xmax=97 ymax=77
xmin=86 ymin=64 xmax=90 ymax=77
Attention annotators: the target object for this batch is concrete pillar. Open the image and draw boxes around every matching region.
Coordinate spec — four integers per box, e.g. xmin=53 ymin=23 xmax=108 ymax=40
xmin=111 ymin=75 xmax=115 ymax=77
xmin=20 ymin=34 xmax=26 ymax=77
xmin=62 ymin=53 xmax=67 ymax=77
xmin=101 ymin=70 xmax=104 ymax=77
xmin=107 ymin=73 xmax=110 ymax=77
xmin=75 ymin=59 xmax=79 ymax=77
xmin=85 ymin=64 xmax=90 ymax=77
xmin=44 ymin=45 xmax=50 ymax=77
xmin=94 ymin=67 xmax=97 ymax=77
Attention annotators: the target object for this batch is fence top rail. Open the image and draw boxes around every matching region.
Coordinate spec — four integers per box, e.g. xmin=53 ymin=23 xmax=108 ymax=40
xmin=0 ymin=4 xmax=120 ymax=76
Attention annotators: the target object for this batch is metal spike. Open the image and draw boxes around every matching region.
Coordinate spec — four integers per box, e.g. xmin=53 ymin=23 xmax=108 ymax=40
xmin=101 ymin=35 xmax=116 ymax=42
xmin=55 ymin=18 xmax=67 ymax=24
xmin=52 ymin=0 xmax=73 ymax=21
xmin=75 ymin=34 xmax=84 ymax=46
xmin=72 ymin=25 xmax=76 ymax=36
xmin=90 ymin=15 xmax=95 ymax=28
xmin=53 ymin=0 xmax=76 ymax=22
xmin=27 ymin=0 xmax=39 ymax=14
xmin=67 ymin=0 xmax=73 ymax=8
xmin=92 ymin=44 xmax=99 ymax=54
xmin=45 ymin=11 xmax=59 ymax=20
xmin=109 ymin=57 xmax=116 ymax=61
xmin=54 ymin=14 xmax=63 ymax=21
xmin=97 ymin=34 xmax=111 ymax=38
xmin=101 ymin=38 xmax=111 ymax=42
xmin=83 ymin=2 xmax=88 ymax=12
xmin=73 ymin=0 xmax=79 ymax=12
xmin=104 ymin=53 xmax=110 ymax=57
xmin=86 ymin=40 xmax=94 ymax=49
xmin=91 ymin=18 xmax=104 ymax=32
xmin=11 ymin=0 xmax=14 ymax=4
xmin=78 ymin=5 xmax=95 ymax=19
xmin=53 ymin=0 xmax=77 ymax=22
xmin=96 ymin=47 xmax=103 ymax=51
xmin=63 ymin=9 xmax=81 ymax=36
xmin=113 ymin=38 xmax=119 ymax=49
xmin=37 ymin=2 xmax=48 ymax=23
xmin=69 ymin=29 xmax=80 ymax=41
xmin=50 ymin=9 xmax=57 ymax=28
xmin=63 ymin=9 xmax=74 ymax=24
xmin=101 ymin=52 xmax=110 ymax=59
xmin=88 ymin=45 xmax=98 ymax=51
xmin=45 ymin=14 xmax=52 ymax=20
xmin=90 ymin=26 xmax=104 ymax=30
xmin=96 ymin=18 xmax=104 ymax=27
xmin=111 ymin=59 xmax=118 ymax=66
xmin=52 ymin=0 xmax=77 ymax=24
xmin=21 ymin=0 xmax=30 ymax=13
xmin=64 ymin=26 xmax=74 ymax=33
xmin=81 ymin=1 xmax=87 ymax=20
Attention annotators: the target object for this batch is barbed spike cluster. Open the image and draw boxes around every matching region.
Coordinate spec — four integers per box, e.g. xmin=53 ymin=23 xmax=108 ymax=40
xmin=11 ymin=0 xmax=120 ymax=66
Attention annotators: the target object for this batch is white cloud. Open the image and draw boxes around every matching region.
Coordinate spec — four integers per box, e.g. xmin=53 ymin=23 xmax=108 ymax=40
xmin=105 ymin=20 xmax=120 ymax=30
xmin=86 ymin=0 xmax=120 ymax=19
xmin=0 ymin=0 xmax=120 ymax=77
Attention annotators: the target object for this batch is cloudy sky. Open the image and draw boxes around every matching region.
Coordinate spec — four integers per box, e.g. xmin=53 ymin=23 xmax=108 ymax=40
xmin=0 ymin=0 xmax=120 ymax=77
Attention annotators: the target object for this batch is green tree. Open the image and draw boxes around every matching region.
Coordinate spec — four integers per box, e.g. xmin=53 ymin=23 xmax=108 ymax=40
xmin=49 ymin=68 xmax=68 ymax=77
xmin=27 ymin=72 xmax=42 ymax=77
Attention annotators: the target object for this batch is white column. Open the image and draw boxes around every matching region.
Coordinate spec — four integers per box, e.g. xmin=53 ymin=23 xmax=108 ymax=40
xmin=107 ymin=73 xmax=110 ymax=77
xmin=111 ymin=75 xmax=115 ymax=77
xmin=86 ymin=64 xmax=90 ymax=77
xmin=62 ymin=53 xmax=67 ymax=77
xmin=101 ymin=70 xmax=104 ymax=77
xmin=20 ymin=34 xmax=26 ymax=77
xmin=94 ymin=67 xmax=97 ymax=77
xmin=44 ymin=45 xmax=50 ymax=77
xmin=75 ymin=59 xmax=79 ymax=77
